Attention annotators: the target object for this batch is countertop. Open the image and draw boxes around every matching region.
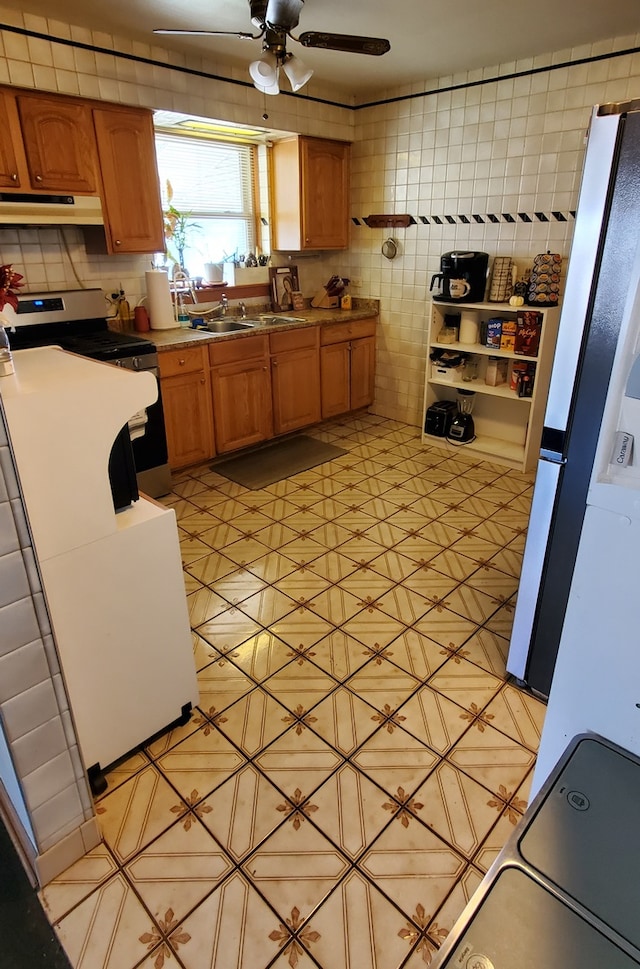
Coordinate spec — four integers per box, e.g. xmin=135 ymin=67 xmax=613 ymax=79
xmin=134 ymin=299 xmax=379 ymax=352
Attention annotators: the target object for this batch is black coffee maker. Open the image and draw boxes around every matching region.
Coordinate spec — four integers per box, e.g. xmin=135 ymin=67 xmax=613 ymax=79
xmin=430 ymin=251 xmax=489 ymax=303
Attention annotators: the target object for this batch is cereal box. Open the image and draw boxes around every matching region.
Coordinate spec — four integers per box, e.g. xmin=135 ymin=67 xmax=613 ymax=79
xmin=500 ymin=318 xmax=517 ymax=352
xmin=484 ymin=318 xmax=503 ymax=348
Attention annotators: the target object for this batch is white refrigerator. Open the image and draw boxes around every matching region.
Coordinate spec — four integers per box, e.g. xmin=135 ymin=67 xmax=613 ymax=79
xmin=532 ymin=235 xmax=640 ymax=796
xmin=508 ymin=98 xmax=640 ymax=698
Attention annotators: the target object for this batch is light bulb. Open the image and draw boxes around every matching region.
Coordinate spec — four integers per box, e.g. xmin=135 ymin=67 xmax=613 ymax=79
xmin=282 ymin=54 xmax=313 ymax=92
xmin=249 ymin=52 xmax=278 ymax=86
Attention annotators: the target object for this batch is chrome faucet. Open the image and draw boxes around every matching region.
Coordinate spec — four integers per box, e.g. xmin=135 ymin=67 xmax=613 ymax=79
xmin=197 ymin=293 xmax=229 ymax=322
xmin=238 ymin=301 xmax=246 ymax=319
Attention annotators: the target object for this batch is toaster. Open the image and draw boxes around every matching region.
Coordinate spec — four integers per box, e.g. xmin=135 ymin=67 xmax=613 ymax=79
xmin=425 ymin=400 xmax=458 ymax=437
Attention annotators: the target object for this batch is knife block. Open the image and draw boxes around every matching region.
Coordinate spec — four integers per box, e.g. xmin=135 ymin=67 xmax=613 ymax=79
xmin=311 ymin=290 xmax=340 ymax=308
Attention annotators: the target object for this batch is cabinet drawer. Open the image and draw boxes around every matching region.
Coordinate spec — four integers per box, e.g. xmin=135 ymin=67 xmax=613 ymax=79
xmin=209 ymin=334 xmax=269 ymax=367
xmin=158 ymin=345 xmax=208 ymax=378
xmin=270 ymin=326 xmax=318 ymax=354
xmin=320 ymin=318 xmax=376 ymax=345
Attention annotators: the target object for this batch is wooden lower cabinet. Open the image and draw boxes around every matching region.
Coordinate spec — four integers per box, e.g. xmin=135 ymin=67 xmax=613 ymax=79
xmin=158 ymin=319 xmax=376 ymax=467
xmin=270 ymin=327 xmax=321 ymax=435
xmin=320 ymin=341 xmax=351 ymax=418
xmin=158 ymin=347 xmax=214 ymax=470
xmin=210 ymin=336 xmax=273 ymax=453
xmin=350 ymin=336 xmax=376 ymax=410
xmin=320 ymin=318 xmax=376 ymax=418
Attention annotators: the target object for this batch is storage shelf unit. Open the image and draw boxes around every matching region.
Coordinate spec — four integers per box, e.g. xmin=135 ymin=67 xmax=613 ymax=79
xmin=422 ymin=300 xmax=560 ymax=471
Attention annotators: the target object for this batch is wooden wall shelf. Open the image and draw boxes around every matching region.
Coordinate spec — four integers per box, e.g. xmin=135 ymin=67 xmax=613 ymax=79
xmin=363 ymin=214 xmax=416 ymax=228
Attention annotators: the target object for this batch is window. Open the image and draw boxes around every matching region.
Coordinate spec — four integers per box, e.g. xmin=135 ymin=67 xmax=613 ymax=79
xmin=155 ymin=132 xmax=258 ymax=280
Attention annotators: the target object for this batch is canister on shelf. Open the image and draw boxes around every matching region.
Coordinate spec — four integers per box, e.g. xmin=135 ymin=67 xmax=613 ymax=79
xmin=485 ymin=356 xmax=508 ymax=386
xmin=459 ymin=310 xmax=479 ymax=344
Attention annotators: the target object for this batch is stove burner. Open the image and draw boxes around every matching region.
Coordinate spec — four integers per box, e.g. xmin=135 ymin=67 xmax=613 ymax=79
xmin=61 ymin=330 xmax=155 ymax=360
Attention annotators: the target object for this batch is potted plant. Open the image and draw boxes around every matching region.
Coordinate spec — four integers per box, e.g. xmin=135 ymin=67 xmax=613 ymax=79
xmin=163 ymin=180 xmax=199 ymax=277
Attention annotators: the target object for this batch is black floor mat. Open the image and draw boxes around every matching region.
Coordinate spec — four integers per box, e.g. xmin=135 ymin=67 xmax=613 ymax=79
xmin=212 ymin=434 xmax=347 ymax=489
xmin=0 ymin=817 xmax=71 ymax=969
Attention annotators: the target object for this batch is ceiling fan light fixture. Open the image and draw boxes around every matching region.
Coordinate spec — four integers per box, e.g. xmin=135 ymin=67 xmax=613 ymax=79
xmin=256 ymin=76 xmax=280 ymax=95
xmin=249 ymin=50 xmax=279 ymax=86
xmin=282 ymin=53 xmax=313 ymax=92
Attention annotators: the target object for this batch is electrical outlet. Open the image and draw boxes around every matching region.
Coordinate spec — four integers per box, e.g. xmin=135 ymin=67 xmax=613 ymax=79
xmin=350 ymin=277 xmax=363 ymax=288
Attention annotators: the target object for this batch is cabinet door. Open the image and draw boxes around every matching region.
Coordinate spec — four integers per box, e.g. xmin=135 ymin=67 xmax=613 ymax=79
xmin=300 ymin=138 xmax=350 ymax=249
xmin=272 ymin=346 xmax=321 ymax=435
xmin=211 ymin=361 xmax=273 ymax=454
xmin=350 ymin=336 xmax=376 ymax=411
xmin=161 ymin=371 xmax=214 ymax=470
xmin=321 ymin=342 xmax=351 ymax=418
xmin=0 ymin=91 xmax=28 ymax=188
xmin=92 ymin=106 xmax=164 ymax=254
xmin=17 ymin=93 xmax=98 ymax=193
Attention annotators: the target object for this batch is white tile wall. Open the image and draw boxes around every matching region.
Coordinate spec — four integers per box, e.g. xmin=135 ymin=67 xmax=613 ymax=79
xmin=343 ymin=37 xmax=640 ymax=424
xmin=0 ymin=8 xmax=638 ymax=880
xmin=0 ymin=404 xmax=93 ymax=875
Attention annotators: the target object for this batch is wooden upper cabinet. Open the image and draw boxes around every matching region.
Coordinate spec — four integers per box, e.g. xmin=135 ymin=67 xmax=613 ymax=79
xmin=92 ymin=105 xmax=165 ymax=254
xmin=0 ymin=90 xmax=29 ymax=188
xmin=17 ymin=92 xmax=98 ymax=193
xmin=271 ymin=136 xmax=350 ymax=250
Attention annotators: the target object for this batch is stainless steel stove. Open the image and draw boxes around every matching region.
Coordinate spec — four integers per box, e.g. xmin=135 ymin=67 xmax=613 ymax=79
xmin=4 ymin=288 xmax=171 ymax=498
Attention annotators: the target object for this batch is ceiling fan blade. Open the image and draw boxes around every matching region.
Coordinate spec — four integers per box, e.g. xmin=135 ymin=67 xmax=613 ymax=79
xmin=265 ymin=0 xmax=304 ymax=30
xmin=154 ymin=28 xmax=258 ymax=39
xmin=298 ymin=31 xmax=390 ymax=55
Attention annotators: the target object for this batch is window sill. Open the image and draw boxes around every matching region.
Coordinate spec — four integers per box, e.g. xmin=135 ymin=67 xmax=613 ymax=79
xmin=183 ymin=282 xmax=271 ymax=302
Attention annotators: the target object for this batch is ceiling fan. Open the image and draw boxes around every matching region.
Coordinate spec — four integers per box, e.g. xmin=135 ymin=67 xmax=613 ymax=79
xmin=154 ymin=0 xmax=391 ymax=94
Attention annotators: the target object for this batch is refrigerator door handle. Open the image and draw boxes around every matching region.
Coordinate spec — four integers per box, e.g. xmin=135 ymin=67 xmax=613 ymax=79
xmin=540 ymin=449 xmax=567 ymax=464
xmin=540 ymin=425 xmax=566 ymax=462
xmin=507 ymin=458 xmax=563 ymax=680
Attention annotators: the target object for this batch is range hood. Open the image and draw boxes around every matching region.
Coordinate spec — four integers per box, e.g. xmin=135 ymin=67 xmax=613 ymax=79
xmin=0 ymin=193 xmax=103 ymax=226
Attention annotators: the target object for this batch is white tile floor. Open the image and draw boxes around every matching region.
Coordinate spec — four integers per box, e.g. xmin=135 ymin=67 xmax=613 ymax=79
xmin=40 ymin=413 xmax=546 ymax=968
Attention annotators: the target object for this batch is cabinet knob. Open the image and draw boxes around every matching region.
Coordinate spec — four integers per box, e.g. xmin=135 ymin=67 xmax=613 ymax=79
xmin=179 ymin=359 xmax=186 ymax=366
xmin=10 ymin=173 xmax=17 ymax=182
xmin=114 ymin=239 xmax=122 ymax=247
xmin=35 ymin=174 xmax=42 ymax=182
xmin=200 ymin=377 xmax=205 ymax=384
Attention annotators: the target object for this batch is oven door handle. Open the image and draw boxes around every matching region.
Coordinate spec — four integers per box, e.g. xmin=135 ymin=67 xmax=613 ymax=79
xmin=128 ymin=407 xmax=148 ymax=441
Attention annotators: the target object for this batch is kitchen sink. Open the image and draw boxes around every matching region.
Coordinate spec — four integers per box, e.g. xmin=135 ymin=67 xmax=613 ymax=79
xmin=205 ymin=319 xmax=256 ymax=333
xmin=258 ymin=314 xmax=306 ymax=324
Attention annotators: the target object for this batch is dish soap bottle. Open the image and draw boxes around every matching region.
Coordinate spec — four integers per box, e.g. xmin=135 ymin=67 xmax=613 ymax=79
xmin=176 ymin=293 xmax=190 ymax=328
xmin=0 ymin=325 xmax=15 ymax=376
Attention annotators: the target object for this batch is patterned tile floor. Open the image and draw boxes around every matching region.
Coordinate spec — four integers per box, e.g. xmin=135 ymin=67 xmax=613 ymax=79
xmin=40 ymin=414 xmax=547 ymax=968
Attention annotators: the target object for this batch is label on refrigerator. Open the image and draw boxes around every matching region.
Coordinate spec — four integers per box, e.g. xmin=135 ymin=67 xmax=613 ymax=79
xmin=611 ymin=431 xmax=634 ymax=467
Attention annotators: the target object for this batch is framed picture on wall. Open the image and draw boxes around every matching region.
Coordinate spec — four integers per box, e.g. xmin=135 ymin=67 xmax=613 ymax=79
xmin=270 ymin=266 xmax=299 ymax=311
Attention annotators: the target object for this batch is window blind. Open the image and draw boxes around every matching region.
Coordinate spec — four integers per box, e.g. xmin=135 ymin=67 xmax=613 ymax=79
xmin=155 ymin=132 xmax=256 ymax=247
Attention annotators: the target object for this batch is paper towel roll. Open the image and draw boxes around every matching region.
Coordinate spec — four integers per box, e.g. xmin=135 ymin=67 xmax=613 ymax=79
xmin=146 ymin=270 xmax=177 ymax=330
xmin=459 ymin=310 xmax=479 ymax=344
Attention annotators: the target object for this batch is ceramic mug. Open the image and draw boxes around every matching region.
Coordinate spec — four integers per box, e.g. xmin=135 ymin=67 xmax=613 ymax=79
xmin=448 ymin=278 xmax=471 ymax=299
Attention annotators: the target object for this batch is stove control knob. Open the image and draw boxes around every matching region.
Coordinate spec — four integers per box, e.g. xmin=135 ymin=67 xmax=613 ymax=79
xmin=132 ymin=357 xmax=141 ymax=370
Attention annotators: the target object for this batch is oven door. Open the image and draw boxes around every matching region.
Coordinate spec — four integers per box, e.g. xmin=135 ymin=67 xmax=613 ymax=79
xmin=131 ymin=376 xmax=172 ymax=498
xmin=108 ymin=424 xmax=139 ymax=511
